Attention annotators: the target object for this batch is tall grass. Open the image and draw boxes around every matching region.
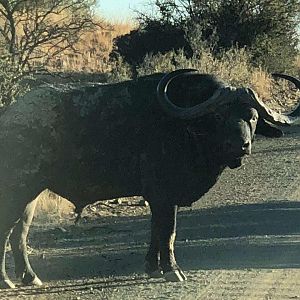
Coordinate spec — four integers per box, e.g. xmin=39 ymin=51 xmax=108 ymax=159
xmin=137 ymin=48 xmax=273 ymax=100
xmin=34 ymin=190 xmax=74 ymax=222
xmin=43 ymin=20 xmax=133 ymax=73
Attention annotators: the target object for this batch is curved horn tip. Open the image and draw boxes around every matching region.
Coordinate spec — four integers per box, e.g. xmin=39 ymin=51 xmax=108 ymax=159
xmin=271 ymin=73 xmax=300 ymax=119
xmin=272 ymin=73 xmax=300 ymax=90
xmin=245 ymin=87 xmax=300 ymax=126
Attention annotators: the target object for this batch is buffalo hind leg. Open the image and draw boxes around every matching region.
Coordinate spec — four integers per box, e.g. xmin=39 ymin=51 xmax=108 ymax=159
xmin=9 ymin=198 xmax=42 ymax=286
xmin=0 ymin=228 xmax=15 ymax=289
xmin=0 ymin=204 xmax=21 ymax=289
xmin=148 ymin=203 xmax=187 ymax=282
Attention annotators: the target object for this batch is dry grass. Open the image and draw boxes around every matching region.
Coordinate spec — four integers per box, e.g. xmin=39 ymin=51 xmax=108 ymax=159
xmin=46 ymin=20 xmax=133 ymax=73
xmin=34 ymin=190 xmax=74 ymax=222
xmin=137 ymin=48 xmax=273 ymax=100
xmin=0 ymin=13 xmax=133 ymax=73
xmin=251 ymin=68 xmax=272 ymax=100
xmin=294 ymin=55 xmax=300 ymax=74
xmin=34 ymin=192 xmax=149 ymax=221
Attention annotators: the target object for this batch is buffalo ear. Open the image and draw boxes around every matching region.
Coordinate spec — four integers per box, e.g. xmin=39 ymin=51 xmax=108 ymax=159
xmin=255 ymin=118 xmax=283 ymax=138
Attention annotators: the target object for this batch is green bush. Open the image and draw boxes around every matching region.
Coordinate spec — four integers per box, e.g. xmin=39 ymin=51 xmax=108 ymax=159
xmin=132 ymin=0 xmax=300 ymax=73
xmin=251 ymin=34 xmax=299 ymax=73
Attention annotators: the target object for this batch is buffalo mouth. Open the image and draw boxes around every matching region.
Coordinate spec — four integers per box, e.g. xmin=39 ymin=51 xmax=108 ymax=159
xmin=227 ymin=157 xmax=243 ymax=169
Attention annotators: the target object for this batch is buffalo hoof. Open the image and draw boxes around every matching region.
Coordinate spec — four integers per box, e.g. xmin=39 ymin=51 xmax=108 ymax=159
xmin=22 ymin=274 xmax=43 ymax=287
xmin=0 ymin=279 xmax=16 ymax=289
xmin=148 ymin=269 xmax=163 ymax=278
xmin=164 ymin=270 xmax=187 ymax=282
xmin=145 ymin=261 xmax=163 ymax=278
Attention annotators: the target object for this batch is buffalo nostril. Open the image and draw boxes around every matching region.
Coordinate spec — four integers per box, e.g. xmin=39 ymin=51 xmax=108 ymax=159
xmin=242 ymin=142 xmax=250 ymax=150
xmin=242 ymin=142 xmax=251 ymax=154
xmin=224 ymin=140 xmax=251 ymax=154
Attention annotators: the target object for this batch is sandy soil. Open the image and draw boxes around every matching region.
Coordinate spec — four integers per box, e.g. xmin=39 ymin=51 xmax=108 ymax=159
xmin=1 ymin=125 xmax=300 ymax=300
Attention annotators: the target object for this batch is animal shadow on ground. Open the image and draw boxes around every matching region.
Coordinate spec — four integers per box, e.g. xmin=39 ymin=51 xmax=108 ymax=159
xmin=6 ymin=200 xmax=300 ymax=285
xmin=177 ymin=200 xmax=300 ymax=271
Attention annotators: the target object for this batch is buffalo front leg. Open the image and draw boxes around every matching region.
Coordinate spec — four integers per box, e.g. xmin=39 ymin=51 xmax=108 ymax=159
xmin=10 ymin=199 xmax=42 ymax=287
xmin=149 ymin=204 xmax=187 ymax=282
xmin=145 ymin=212 xmax=162 ymax=278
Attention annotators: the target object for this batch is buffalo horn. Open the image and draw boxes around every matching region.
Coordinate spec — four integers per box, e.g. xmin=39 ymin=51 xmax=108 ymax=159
xmin=157 ymin=69 xmax=300 ymax=124
xmin=272 ymin=73 xmax=300 ymax=117
xmin=157 ymin=69 xmax=236 ymax=120
xmin=245 ymin=88 xmax=300 ymax=125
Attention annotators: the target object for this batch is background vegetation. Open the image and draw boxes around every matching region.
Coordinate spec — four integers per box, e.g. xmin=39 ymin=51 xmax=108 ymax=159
xmin=113 ymin=0 xmax=300 ymax=72
xmin=0 ymin=0 xmax=299 ymax=107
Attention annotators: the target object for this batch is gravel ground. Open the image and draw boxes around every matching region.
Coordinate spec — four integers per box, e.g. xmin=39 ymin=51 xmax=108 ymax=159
xmin=0 ymin=125 xmax=300 ymax=300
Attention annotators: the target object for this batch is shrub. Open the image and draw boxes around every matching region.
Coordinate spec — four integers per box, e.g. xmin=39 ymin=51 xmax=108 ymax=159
xmin=0 ymin=57 xmax=30 ymax=107
xmin=137 ymin=46 xmax=269 ymax=94
xmin=107 ymin=54 xmax=133 ymax=83
xmin=132 ymin=0 xmax=300 ymax=73
xmin=110 ymin=20 xmax=192 ymax=69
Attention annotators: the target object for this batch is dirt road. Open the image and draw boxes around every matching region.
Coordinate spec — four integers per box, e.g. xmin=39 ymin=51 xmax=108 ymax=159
xmin=1 ymin=126 xmax=300 ymax=300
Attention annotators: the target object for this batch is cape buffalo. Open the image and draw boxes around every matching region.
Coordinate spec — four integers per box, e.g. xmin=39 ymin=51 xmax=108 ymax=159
xmin=0 ymin=69 xmax=299 ymax=288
